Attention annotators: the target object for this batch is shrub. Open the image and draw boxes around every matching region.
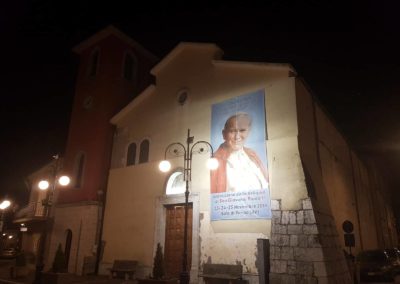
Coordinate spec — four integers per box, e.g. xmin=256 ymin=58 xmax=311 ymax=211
xmin=51 ymin=243 xmax=67 ymax=273
xmin=152 ymin=243 xmax=165 ymax=279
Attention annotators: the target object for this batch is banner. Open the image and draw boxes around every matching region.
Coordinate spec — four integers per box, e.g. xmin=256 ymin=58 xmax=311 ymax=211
xmin=210 ymin=90 xmax=271 ymax=220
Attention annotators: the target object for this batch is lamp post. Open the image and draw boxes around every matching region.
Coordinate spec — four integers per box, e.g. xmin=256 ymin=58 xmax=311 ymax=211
xmin=159 ymin=129 xmax=218 ymax=284
xmin=33 ymin=155 xmax=70 ymax=284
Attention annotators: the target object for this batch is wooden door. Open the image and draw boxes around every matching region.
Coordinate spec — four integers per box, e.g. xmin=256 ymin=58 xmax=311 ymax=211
xmin=164 ymin=204 xmax=193 ymax=278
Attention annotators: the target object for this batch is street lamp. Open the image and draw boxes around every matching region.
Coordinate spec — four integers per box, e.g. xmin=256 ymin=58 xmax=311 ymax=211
xmin=159 ymin=129 xmax=218 ymax=284
xmin=0 ymin=199 xmax=11 ymax=233
xmin=33 ymin=155 xmax=70 ymax=284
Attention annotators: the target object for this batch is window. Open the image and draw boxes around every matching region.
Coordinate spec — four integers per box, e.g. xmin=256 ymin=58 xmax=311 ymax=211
xmin=88 ymin=48 xmax=99 ymax=77
xmin=123 ymin=52 xmax=137 ymax=81
xmin=139 ymin=139 xmax=149 ymax=164
xmin=127 ymin=142 xmax=137 ymax=166
xmin=166 ymin=170 xmax=185 ymax=195
xmin=74 ymin=153 xmax=85 ymax=188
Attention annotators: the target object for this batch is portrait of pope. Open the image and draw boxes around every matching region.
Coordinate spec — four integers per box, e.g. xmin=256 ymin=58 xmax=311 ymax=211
xmin=210 ymin=112 xmax=269 ymax=193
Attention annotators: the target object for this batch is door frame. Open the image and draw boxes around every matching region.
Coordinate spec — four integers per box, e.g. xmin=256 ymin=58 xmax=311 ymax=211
xmin=154 ymin=192 xmax=200 ymax=283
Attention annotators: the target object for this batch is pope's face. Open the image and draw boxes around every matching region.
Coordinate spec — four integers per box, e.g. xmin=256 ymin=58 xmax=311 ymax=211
xmin=222 ymin=116 xmax=251 ymax=151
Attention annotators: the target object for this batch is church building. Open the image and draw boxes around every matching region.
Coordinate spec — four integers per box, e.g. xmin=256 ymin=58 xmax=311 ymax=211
xmin=15 ymin=26 xmax=397 ymax=284
xmin=99 ymin=34 xmax=398 ymax=283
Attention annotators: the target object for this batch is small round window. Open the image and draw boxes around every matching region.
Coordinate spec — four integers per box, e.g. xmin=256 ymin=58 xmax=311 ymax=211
xmin=166 ymin=171 xmax=185 ymax=195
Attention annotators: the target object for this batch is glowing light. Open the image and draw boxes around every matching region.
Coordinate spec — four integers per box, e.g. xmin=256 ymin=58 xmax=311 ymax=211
xmin=159 ymin=160 xmax=171 ymax=172
xmin=38 ymin=180 xmax=49 ymax=190
xmin=58 ymin=176 xmax=70 ymax=186
xmin=0 ymin=200 xmax=11 ymax=210
xmin=8 ymin=235 xmax=13 ymax=239
xmin=207 ymin=157 xmax=219 ymax=170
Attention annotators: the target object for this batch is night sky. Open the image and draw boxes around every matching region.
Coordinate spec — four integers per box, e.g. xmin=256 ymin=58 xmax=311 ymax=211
xmin=1 ymin=1 xmax=400 ymax=215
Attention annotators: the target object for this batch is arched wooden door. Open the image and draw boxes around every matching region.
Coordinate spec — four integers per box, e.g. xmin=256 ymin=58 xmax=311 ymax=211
xmin=164 ymin=204 xmax=193 ymax=278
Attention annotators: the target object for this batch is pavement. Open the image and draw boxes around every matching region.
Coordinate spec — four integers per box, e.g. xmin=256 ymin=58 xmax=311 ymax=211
xmin=0 ymin=274 xmax=137 ymax=284
xmin=0 ymin=259 xmax=137 ymax=284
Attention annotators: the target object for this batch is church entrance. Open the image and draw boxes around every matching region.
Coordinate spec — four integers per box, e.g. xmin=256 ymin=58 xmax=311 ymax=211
xmin=164 ymin=204 xmax=193 ymax=279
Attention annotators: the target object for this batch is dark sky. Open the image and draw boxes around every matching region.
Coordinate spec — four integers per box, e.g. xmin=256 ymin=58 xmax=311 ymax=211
xmin=1 ymin=1 xmax=400 ymax=211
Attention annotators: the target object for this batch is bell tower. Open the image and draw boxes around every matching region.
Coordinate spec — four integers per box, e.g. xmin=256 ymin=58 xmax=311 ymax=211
xmin=47 ymin=26 xmax=157 ymax=274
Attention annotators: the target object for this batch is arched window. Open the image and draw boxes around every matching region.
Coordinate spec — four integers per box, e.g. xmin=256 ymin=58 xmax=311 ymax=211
xmin=166 ymin=170 xmax=185 ymax=195
xmin=64 ymin=229 xmax=72 ymax=267
xmin=123 ymin=52 xmax=137 ymax=81
xmin=139 ymin=139 xmax=149 ymax=164
xmin=88 ymin=48 xmax=99 ymax=77
xmin=127 ymin=142 xmax=137 ymax=166
xmin=74 ymin=153 xmax=85 ymax=188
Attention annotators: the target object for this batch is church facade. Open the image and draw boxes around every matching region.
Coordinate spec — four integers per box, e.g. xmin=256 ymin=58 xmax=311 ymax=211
xmin=99 ymin=40 xmax=398 ymax=283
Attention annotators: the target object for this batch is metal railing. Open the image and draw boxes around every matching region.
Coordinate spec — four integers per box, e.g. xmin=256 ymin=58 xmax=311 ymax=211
xmin=14 ymin=201 xmax=45 ymax=219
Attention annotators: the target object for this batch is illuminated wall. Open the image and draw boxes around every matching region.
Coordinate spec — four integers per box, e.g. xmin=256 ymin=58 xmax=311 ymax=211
xmin=101 ymin=42 xmax=397 ymax=283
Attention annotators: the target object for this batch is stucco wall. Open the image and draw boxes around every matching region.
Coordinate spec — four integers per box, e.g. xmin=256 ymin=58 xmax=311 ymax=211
xmin=102 ymin=45 xmax=305 ymax=280
xmin=295 ymin=78 xmax=397 ymax=255
xmin=48 ymin=204 xmax=100 ymax=275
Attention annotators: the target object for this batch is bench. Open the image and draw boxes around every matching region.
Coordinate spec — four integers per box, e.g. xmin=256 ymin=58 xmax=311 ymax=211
xmin=109 ymin=260 xmax=138 ymax=280
xmin=200 ymin=264 xmax=248 ymax=284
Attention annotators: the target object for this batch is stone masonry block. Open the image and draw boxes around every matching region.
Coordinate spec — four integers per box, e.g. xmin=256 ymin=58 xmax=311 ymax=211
xmin=307 ymin=248 xmax=324 ymax=261
xmin=296 ymin=261 xmax=314 ymax=276
xmin=298 ymin=235 xmax=308 ymax=247
xmin=308 ymin=235 xmax=322 ymax=247
xmin=272 ymin=211 xmax=282 ymax=224
xmin=277 ymin=235 xmax=290 ymax=246
xmin=282 ymin=211 xmax=290 ymax=224
xmin=272 ymin=224 xmax=288 ymax=234
xmin=287 ymin=260 xmax=296 ymax=274
xmin=294 ymin=248 xmax=307 ymax=261
xmin=297 ymin=210 xmax=304 ymax=224
xmin=269 ymin=273 xmax=281 ymax=284
xmin=289 ymin=211 xmax=297 ymax=224
xmin=302 ymin=198 xmax=313 ymax=210
xmin=304 ymin=210 xmax=316 ymax=224
xmin=271 ymin=235 xmax=290 ymax=246
xmin=288 ymin=224 xmax=302 ymax=234
xmin=271 ymin=260 xmax=288 ymax=274
xmin=295 ymin=275 xmax=318 ymax=284
xmin=271 ymin=199 xmax=281 ymax=210
xmin=281 ymin=247 xmax=294 ymax=260
xmin=281 ymin=274 xmax=296 ymax=284
xmin=303 ymin=224 xmax=318 ymax=235
xmin=270 ymin=274 xmax=296 ymax=284
xmin=290 ymin=235 xmax=298 ymax=247
xmin=270 ymin=246 xmax=281 ymax=259
xmin=313 ymin=262 xmax=328 ymax=277
xmin=294 ymin=248 xmax=324 ymax=261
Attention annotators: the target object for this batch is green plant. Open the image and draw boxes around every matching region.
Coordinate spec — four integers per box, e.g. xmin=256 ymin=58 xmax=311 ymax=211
xmin=152 ymin=243 xmax=165 ymax=279
xmin=52 ymin=243 xmax=67 ymax=273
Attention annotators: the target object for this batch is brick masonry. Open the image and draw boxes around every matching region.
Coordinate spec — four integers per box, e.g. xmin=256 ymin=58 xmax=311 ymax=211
xmin=269 ymin=198 xmax=352 ymax=283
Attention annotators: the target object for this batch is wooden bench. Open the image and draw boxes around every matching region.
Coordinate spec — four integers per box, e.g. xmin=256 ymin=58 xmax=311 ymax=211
xmin=109 ymin=260 xmax=138 ymax=280
xmin=200 ymin=264 xmax=248 ymax=284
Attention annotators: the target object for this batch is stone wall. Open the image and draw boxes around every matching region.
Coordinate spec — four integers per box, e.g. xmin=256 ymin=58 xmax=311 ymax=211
xmin=270 ymin=198 xmax=352 ymax=283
